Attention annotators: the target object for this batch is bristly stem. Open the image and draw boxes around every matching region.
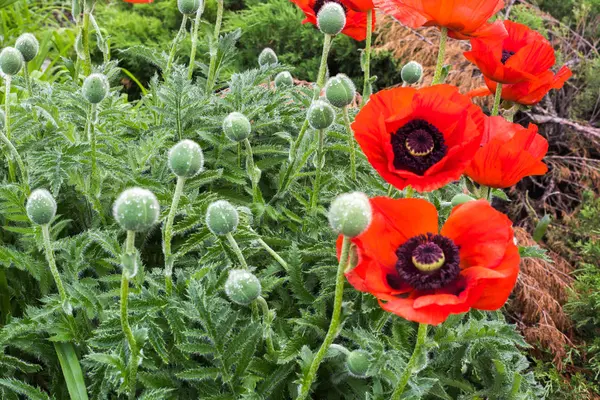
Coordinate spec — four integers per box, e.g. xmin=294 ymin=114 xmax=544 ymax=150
xmin=361 ymin=9 xmax=373 ymax=107
xmin=4 ymin=75 xmax=16 ymax=183
xmin=81 ymin=10 xmax=92 ymax=76
xmin=316 ymin=34 xmax=333 ymax=92
xmin=41 ymin=224 xmax=69 ymax=313
xmin=121 ymin=230 xmax=139 ymax=400
xmin=256 ymin=238 xmax=288 ymax=269
xmin=205 ymin=0 xmax=224 ymax=92
xmin=163 ymin=176 xmax=186 ymax=295
xmin=89 ymin=103 xmax=99 ymax=195
xmin=225 ymin=232 xmax=248 ymax=269
xmin=243 ymin=138 xmax=260 ymax=203
xmin=297 ymin=235 xmax=351 ymax=400
xmin=492 ymin=83 xmax=503 ymax=117
xmin=310 ymin=129 xmax=325 ymax=211
xmin=431 ymin=27 xmax=448 ymax=85
xmin=188 ymin=5 xmax=204 ymax=80
xmin=342 ymin=106 xmax=356 ymax=180
xmin=23 ymin=63 xmax=32 ymax=96
xmin=164 ymin=14 xmax=189 ymax=79
xmin=390 ymin=323 xmax=428 ymax=400
xmin=255 ymin=296 xmax=275 ymax=355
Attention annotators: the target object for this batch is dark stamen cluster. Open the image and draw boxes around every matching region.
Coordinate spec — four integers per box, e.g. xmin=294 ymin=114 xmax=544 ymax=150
xmin=313 ymin=0 xmax=347 ymax=14
xmin=395 ymin=233 xmax=460 ymax=291
xmin=391 ymin=119 xmax=447 ymax=175
xmin=501 ymin=50 xmax=516 ymax=64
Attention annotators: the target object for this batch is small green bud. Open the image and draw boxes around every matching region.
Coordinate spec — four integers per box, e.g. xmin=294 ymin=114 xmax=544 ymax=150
xmin=26 ymin=189 xmax=57 ymax=226
xmin=328 ymin=192 xmax=372 ymax=238
xmin=178 ymin=0 xmax=202 ymax=15
xmin=168 ymin=139 xmax=204 ymax=178
xmin=325 ymin=74 xmax=356 ymax=108
xmin=224 ymin=269 xmax=261 ymax=305
xmin=317 ymin=2 xmax=346 ymax=36
xmin=0 ymin=47 xmax=23 ymax=76
xmin=346 ymin=350 xmax=370 ymax=378
xmin=307 ymin=100 xmax=335 ymax=130
xmin=258 ymin=48 xmax=278 ymax=67
xmin=223 ymin=112 xmax=251 ymax=142
xmin=450 ymin=193 xmax=475 ymax=207
xmin=113 ymin=188 xmax=160 ymax=232
xmin=15 ymin=33 xmax=39 ymax=62
xmin=82 ymin=73 xmax=109 ymax=104
xmin=401 ymin=61 xmax=423 ymax=84
xmin=206 ymin=200 xmax=239 ymax=236
xmin=275 ymin=71 xmax=293 ymax=88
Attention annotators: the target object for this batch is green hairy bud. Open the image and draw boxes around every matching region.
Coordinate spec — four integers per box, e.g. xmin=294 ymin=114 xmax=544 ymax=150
xmin=26 ymin=189 xmax=57 ymax=226
xmin=168 ymin=139 xmax=204 ymax=178
xmin=325 ymin=74 xmax=356 ymax=108
xmin=258 ymin=47 xmax=278 ymax=67
xmin=15 ymin=33 xmax=39 ymax=62
xmin=317 ymin=2 xmax=346 ymax=36
xmin=225 ymin=269 xmax=261 ymax=305
xmin=0 ymin=47 xmax=24 ymax=76
xmin=206 ymin=200 xmax=239 ymax=236
xmin=82 ymin=73 xmax=109 ymax=104
xmin=275 ymin=71 xmax=294 ymax=88
xmin=346 ymin=350 xmax=370 ymax=378
xmin=307 ymin=100 xmax=335 ymax=130
xmin=401 ymin=61 xmax=423 ymax=84
xmin=113 ymin=188 xmax=160 ymax=232
xmin=178 ymin=0 xmax=202 ymax=15
xmin=223 ymin=112 xmax=252 ymax=142
xmin=328 ymin=192 xmax=372 ymax=238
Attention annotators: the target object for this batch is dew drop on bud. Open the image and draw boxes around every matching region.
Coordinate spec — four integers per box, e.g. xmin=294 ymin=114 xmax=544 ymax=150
xmin=26 ymin=189 xmax=57 ymax=226
xmin=224 ymin=269 xmax=261 ymax=305
xmin=328 ymin=192 xmax=372 ymax=238
xmin=206 ymin=200 xmax=239 ymax=236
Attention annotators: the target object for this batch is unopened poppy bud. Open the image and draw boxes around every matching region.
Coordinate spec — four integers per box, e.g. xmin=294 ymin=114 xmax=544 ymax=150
xmin=113 ymin=188 xmax=160 ymax=232
xmin=223 ymin=112 xmax=251 ymax=142
xmin=307 ymin=100 xmax=335 ymax=130
xmin=328 ymin=192 xmax=372 ymax=238
xmin=450 ymin=193 xmax=475 ymax=207
xmin=82 ymin=73 xmax=109 ymax=104
xmin=26 ymin=189 xmax=57 ymax=226
xmin=401 ymin=61 xmax=423 ymax=84
xmin=346 ymin=350 xmax=370 ymax=378
xmin=225 ymin=269 xmax=261 ymax=305
xmin=0 ymin=47 xmax=23 ymax=76
xmin=206 ymin=200 xmax=239 ymax=235
xmin=325 ymin=74 xmax=356 ymax=108
xmin=317 ymin=2 xmax=346 ymax=36
xmin=168 ymin=139 xmax=204 ymax=178
xmin=275 ymin=71 xmax=293 ymax=88
xmin=15 ymin=33 xmax=39 ymax=62
xmin=258 ymin=48 xmax=278 ymax=67
xmin=178 ymin=0 xmax=202 ymax=15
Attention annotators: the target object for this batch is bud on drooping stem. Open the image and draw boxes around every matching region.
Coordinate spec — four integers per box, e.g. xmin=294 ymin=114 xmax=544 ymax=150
xmin=82 ymin=73 xmax=109 ymax=104
xmin=307 ymin=100 xmax=335 ymax=130
xmin=275 ymin=71 xmax=294 ymax=88
xmin=15 ymin=33 xmax=39 ymax=62
xmin=225 ymin=269 xmax=262 ymax=305
xmin=26 ymin=189 xmax=57 ymax=226
xmin=346 ymin=350 xmax=370 ymax=378
xmin=317 ymin=2 xmax=346 ymax=36
xmin=325 ymin=74 xmax=356 ymax=108
xmin=328 ymin=192 xmax=372 ymax=238
xmin=113 ymin=188 xmax=160 ymax=232
xmin=258 ymin=47 xmax=278 ymax=67
xmin=223 ymin=112 xmax=252 ymax=142
xmin=206 ymin=200 xmax=239 ymax=236
xmin=178 ymin=0 xmax=202 ymax=15
xmin=168 ymin=139 xmax=204 ymax=178
xmin=0 ymin=47 xmax=24 ymax=76
xmin=401 ymin=61 xmax=423 ymax=85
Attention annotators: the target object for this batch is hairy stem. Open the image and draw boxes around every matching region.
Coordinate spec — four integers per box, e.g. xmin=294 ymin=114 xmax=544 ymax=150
xmin=89 ymin=103 xmax=98 ymax=195
xmin=81 ymin=11 xmax=92 ymax=76
xmin=361 ymin=9 xmax=373 ymax=107
xmin=23 ymin=63 xmax=32 ymax=96
xmin=390 ymin=323 xmax=428 ymax=400
xmin=163 ymin=176 xmax=185 ymax=295
xmin=255 ymin=296 xmax=275 ymax=355
xmin=342 ymin=106 xmax=356 ymax=180
xmin=164 ymin=15 xmax=189 ymax=79
xmin=243 ymin=138 xmax=260 ymax=202
xmin=431 ymin=27 xmax=448 ymax=85
xmin=310 ymin=129 xmax=325 ymax=210
xmin=256 ymin=238 xmax=288 ymax=269
xmin=0 ymin=268 xmax=10 ymax=325
xmin=205 ymin=0 xmax=224 ymax=93
xmin=41 ymin=224 xmax=69 ymax=311
xmin=225 ymin=232 xmax=248 ymax=269
xmin=121 ymin=231 xmax=139 ymax=400
xmin=0 ymin=123 xmax=29 ymax=193
xmin=4 ymin=76 xmax=16 ymax=183
xmin=188 ymin=5 xmax=204 ymax=80
xmin=492 ymin=83 xmax=503 ymax=117
xmin=297 ymin=236 xmax=351 ymax=400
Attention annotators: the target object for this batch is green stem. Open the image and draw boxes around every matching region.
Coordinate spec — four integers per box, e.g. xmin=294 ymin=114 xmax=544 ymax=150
xmin=256 ymin=238 xmax=288 ymax=269
xmin=342 ymin=106 xmax=356 ymax=180
xmin=23 ymin=63 xmax=32 ymax=96
xmin=81 ymin=11 xmax=92 ymax=76
xmin=329 ymin=343 xmax=350 ymax=356
xmin=405 ymin=186 xmax=414 ymax=198
xmin=297 ymin=236 xmax=351 ymax=400
xmin=431 ymin=27 xmax=448 ymax=85
xmin=361 ymin=9 xmax=373 ymax=107
xmin=41 ymin=224 xmax=69 ymax=312
xmin=164 ymin=15 xmax=189 ymax=79
xmin=491 ymin=83 xmax=503 ymax=117
xmin=89 ymin=103 xmax=98 ymax=196
xmin=0 ymin=125 xmax=29 ymax=193
xmin=243 ymin=138 xmax=259 ymax=202
xmin=121 ymin=230 xmax=138 ymax=400
xmin=315 ymin=34 xmax=332 ymax=92
xmin=205 ymin=0 xmax=224 ymax=93
xmin=386 ymin=184 xmax=394 ymax=197
xmin=188 ymin=6 xmax=203 ymax=80
xmin=54 ymin=342 xmax=89 ymax=400
xmin=390 ymin=323 xmax=428 ymax=400
xmin=163 ymin=176 xmax=185 ymax=295
xmin=225 ymin=232 xmax=248 ymax=269
xmin=310 ymin=129 xmax=325 ymax=210
xmin=255 ymin=296 xmax=275 ymax=355
xmin=0 ymin=268 xmax=10 ymax=325
xmin=4 ymin=76 xmax=16 ymax=183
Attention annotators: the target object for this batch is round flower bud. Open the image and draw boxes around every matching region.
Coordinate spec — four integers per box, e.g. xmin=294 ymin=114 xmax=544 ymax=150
xmin=346 ymin=350 xmax=370 ymax=378
xmin=113 ymin=188 xmax=160 ymax=232
xmin=178 ymin=0 xmax=202 ymax=15
xmin=223 ymin=112 xmax=251 ymax=142
xmin=450 ymin=193 xmax=475 ymax=207
xmin=275 ymin=71 xmax=293 ymax=88
xmin=0 ymin=47 xmax=23 ymax=76
xmin=206 ymin=200 xmax=239 ymax=236
xmin=82 ymin=73 xmax=109 ymax=104
xmin=401 ymin=61 xmax=423 ymax=84
xmin=224 ymin=269 xmax=261 ymax=305
xmin=325 ymin=74 xmax=356 ymax=108
xmin=307 ymin=100 xmax=335 ymax=130
xmin=258 ymin=47 xmax=278 ymax=67
xmin=168 ymin=139 xmax=204 ymax=178
xmin=328 ymin=192 xmax=372 ymax=238
xmin=15 ymin=33 xmax=39 ymax=62
xmin=26 ymin=189 xmax=57 ymax=226
xmin=317 ymin=2 xmax=346 ymax=36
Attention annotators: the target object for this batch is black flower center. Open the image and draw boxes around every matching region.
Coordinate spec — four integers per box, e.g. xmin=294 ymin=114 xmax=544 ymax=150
xmin=501 ymin=50 xmax=516 ymax=64
xmin=395 ymin=233 xmax=460 ymax=291
xmin=313 ymin=0 xmax=347 ymax=14
xmin=391 ymin=119 xmax=447 ymax=175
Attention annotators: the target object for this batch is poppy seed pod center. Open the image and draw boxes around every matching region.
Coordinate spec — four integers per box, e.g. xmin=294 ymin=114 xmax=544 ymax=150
xmin=501 ymin=50 xmax=516 ymax=64
xmin=391 ymin=119 xmax=447 ymax=175
xmin=396 ymin=233 xmax=460 ymax=290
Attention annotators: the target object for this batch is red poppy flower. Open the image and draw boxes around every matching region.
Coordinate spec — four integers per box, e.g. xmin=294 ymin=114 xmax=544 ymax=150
xmin=344 ymin=0 xmax=374 ymax=11
xmin=352 ymin=85 xmax=485 ymax=192
xmin=338 ymin=198 xmax=519 ymax=325
xmin=290 ymin=0 xmax=375 ymax=41
xmin=374 ymin=0 xmax=507 ymax=40
xmin=464 ymin=21 xmax=557 ymax=84
xmin=465 ymin=117 xmax=548 ymax=188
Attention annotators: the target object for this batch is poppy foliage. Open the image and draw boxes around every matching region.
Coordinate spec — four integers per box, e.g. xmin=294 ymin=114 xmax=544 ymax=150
xmin=123 ymin=0 xmax=153 ymax=3
xmin=338 ymin=198 xmax=520 ymax=325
